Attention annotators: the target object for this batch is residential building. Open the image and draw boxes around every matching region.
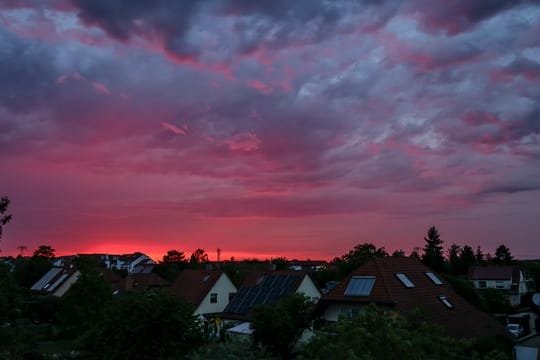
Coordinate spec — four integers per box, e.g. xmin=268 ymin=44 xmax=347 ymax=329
xmin=319 ymin=257 xmax=506 ymax=339
xmin=289 ymin=260 xmax=328 ymax=272
xmin=468 ymin=265 xmax=528 ymax=306
xmin=30 ymin=267 xmax=81 ymax=297
xmin=169 ymin=269 xmax=237 ymax=318
xmin=221 ymin=270 xmax=322 ymax=322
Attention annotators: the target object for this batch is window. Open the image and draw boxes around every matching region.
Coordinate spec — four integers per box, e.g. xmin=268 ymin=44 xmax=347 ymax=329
xmin=425 ymin=272 xmax=443 ymax=285
xmin=228 ymin=292 xmax=236 ymax=302
xmin=210 ymin=293 xmax=218 ymax=303
xmin=395 ymin=273 xmax=415 ymax=288
xmin=479 ymin=280 xmax=486 ymax=288
xmin=439 ymin=295 xmax=454 ymax=309
xmin=495 ymin=280 xmax=504 ymax=289
xmin=344 ymin=276 xmax=376 ymax=296
xmin=202 ymin=275 xmax=210 ymax=282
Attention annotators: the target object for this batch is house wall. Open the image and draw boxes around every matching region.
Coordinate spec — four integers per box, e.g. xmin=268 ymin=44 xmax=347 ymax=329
xmin=296 ymin=275 xmax=322 ymax=303
xmin=514 ymin=345 xmax=538 ymax=360
xmin=322 ymin=303 xmax=365 ymax=322
xmin=472 ymin=279 xmax=511 ymax=290
xmin=194 ymin=273 xmax=237 ymax=317
xmin=53 ymin=270 xmax=81 ymax=297
xmin=519 ymin=271 xmax=528 ymax=295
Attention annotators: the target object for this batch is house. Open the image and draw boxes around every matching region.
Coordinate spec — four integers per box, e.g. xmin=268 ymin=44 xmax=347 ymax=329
xmin=125 ymin=272 xmax=169 ymax=293
xmin=515 ymin=335 xmax=540 ymax=360
xmin=319 ymin=257 xmax=506 ymax=339
xmin=169 ymin=269 xmax=237 ymax=318
xmin=221 ymin=270 xmax=322 ymax=322
xmin=289 ymin=260 xmax=328 ymax=272
xmin=102 ymin=252 xmax=155 ymax=274
xmin=30 ymin=267 xmax=81 ymax=297
xmin=468 ymin=265 xmax=528 ymax=306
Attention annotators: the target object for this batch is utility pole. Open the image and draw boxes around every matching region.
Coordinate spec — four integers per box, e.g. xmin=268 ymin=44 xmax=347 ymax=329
xmin=17 ymin=245 xmax=27 ymax=256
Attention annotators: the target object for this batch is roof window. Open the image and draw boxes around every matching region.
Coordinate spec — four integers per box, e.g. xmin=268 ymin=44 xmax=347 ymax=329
xmin=439 ymin=295 xmax=454 ymax=309
xmin=425 ymin=272 xmax=443 ymax=285
xmin=344 ymin=276 xmax=376 ymax=296
xmin=395 ymin=273 xmax=415 ymax=288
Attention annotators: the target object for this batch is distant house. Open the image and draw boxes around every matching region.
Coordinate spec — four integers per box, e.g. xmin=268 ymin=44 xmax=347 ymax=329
xmin=103 ymin=252 xmax=155 ymax=274
xmin=468 ymin=265 xmax=528 ymax=306
xmin=126 ymin=273 xmax=169 ymax=293
xmin=169 ymin=270 xmax=237 ymax=318
xmin=289 ymin=260 xmax=328 ymax=272
xmin=30 ymin=267 xmax=81 ymax=297
xmin=318 ymin=257 xmax=506 ymax=339
xmin=221 ymin=270 xmax=322 ymax=322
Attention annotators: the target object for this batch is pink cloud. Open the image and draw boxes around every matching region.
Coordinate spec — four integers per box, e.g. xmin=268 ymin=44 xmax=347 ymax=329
xmin=226 ymin=132 xmax=261 ymax=152
xmin=56 ymin=71 xmax=85 ymax=84
xmin=246 ymin=79 xmax=273 ymax=94
xmin=161 ymin=121 xmax=187 ymax=136
xmin=92 ymin=82 xmax=111 ymax=95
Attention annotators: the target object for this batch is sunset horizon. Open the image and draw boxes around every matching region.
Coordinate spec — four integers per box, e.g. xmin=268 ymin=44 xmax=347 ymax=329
xmin=1 ymin=1 xmax=539 ymax=261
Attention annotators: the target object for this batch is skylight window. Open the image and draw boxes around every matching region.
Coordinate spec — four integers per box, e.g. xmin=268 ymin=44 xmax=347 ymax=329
xmin=439 ymin=295 xmax=454 ymax=309
xmin=202 ymin=275 xmax=210 ymax=282
xmin=395 ymin=273 xmax=415 ymax=288
xmin=344 ymin=276 xmax=376 ymax=296
xmin=425 ymin=272 xmax=443 ymax=285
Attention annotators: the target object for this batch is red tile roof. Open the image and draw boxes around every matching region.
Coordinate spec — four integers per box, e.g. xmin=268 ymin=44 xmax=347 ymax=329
xmin=168 ymin=270 xmax=224 ymax=306
xmin=322 ymin=257 xmax=507 ymax=339
xmin=468 ymin=265 xmax=519 ymax=281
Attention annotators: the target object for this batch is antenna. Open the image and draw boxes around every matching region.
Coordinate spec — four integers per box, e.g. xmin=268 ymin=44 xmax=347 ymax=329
xmin=217 ymin=248 xmax=221 ymax=262
xmin=17 ymin=245 xmax=27 ymax=256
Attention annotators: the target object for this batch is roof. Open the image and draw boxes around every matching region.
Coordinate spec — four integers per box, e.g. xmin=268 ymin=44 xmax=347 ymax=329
xmin=30 ymin=267 xmax=80 ymax=294
xmin=127 ymin=273 xmax=169 ymax=292
xmin=468 ymin=266 xmax=520 ymax=282
xmin=322 ymin=257 xmax=507 ymax=339
xmin=289 ymin=260 xmax=328 ymax=266
xmin=169 ymin=270 xmax=224 ymax=305
xmin=222 ymin=271 xmax=310 ymax=320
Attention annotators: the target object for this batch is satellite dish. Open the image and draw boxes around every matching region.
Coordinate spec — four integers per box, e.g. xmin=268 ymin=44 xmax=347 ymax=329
xmin=532 ymin=293 xmax=540 ymax=307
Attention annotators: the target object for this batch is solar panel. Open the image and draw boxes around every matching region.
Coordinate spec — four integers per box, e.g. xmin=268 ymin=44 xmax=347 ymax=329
xmin=344 ymin=276 xmax=376 ymax=296
xmin=425 ymin=272 xmax=443 ymax=285
xmin=395 ymin=273 xmax=415 ymax=288
xmin=48 ymin=273 xmax=69 ymax=292
xmin=31 ymin=267 xmax=62 ymax=291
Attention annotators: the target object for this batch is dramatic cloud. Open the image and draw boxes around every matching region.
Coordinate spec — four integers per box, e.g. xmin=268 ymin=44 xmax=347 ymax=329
xmin=1 ymin=0 xmax=539 ymax=259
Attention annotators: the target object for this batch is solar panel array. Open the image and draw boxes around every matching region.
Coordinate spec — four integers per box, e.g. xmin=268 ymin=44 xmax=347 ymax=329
xmin=224 ymin=274 xmax=302 ymax=315
xmin=31 ymin=267 xmax=62 ymax=291
xmin=344 ymin=276 xmax=376 ymax=296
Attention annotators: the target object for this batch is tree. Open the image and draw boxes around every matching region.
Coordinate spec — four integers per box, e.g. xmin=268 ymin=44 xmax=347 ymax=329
xmin=475 ymin=246 xmax=485 ymax=265
xmin=333 ymin=243 xmax=388 ymax=278
xmin=458 ymin=245 xmax=476 ymax=274
xmin=190 ymin=248 xmax=209 ymax=264
xmin=57 ymin=270 xmax=114 ymax=337
xmin=448 ymin=243 xmax=461 ymax=275
xmin=252 ymin=293 xmax=312 ymax=359
xmin=494 ymin=245 xmax=514 ymax=265
xmin=391 ymin=250 xmax=406 ymax=258
xmin=161 ymin=249 xmax=187 ymax=264
xmin=422 ymin=226 xmax=445 ymax=272
xmin=0 ymin=196 xmax=12 ymax=250
xmin=81 ymin=292 xmax=204 ymax=359
xmin=270 ymin=257 xmax=289 ymax=270
xmin=300 ymin=305 xmax=510 ymax=360
xmin=32 ymin=245 xmax=55 ymax=259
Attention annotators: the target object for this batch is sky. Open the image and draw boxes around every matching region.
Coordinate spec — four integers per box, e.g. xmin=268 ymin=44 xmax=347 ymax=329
xmin=1 ymin=0 xmax=539 ymax=261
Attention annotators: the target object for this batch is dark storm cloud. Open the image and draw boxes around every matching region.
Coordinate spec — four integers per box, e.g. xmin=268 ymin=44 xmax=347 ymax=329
xmin=0 ymin=28 xmax=57 ymax=112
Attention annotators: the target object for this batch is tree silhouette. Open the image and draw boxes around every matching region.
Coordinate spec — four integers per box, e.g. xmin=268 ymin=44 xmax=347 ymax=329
xmin=422 ymin=226 xmax=445 ymax=272
xmin=189 ymin=249 xmax=209 ymax=264
xmin=475 ymin=246 xmax=485 ymax=265
xmin=0 ymin=196 xmax=13 ymax=250
xmin=494 ymin=245 xmax=514 ymax=265
xmin=458 ymin=245 xmax=476 ymax=274
xmin=161 ymin=250 xmax=187 ymax=264
xmin=32 ymin=245 xmax=55 ymax=259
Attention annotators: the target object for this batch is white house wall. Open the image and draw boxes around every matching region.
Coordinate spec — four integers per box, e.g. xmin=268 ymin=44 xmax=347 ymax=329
xmin=194 ymin=273 xmax=237 ymax=317
xmin=296 ymin=275 xmax=322 ymax=303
